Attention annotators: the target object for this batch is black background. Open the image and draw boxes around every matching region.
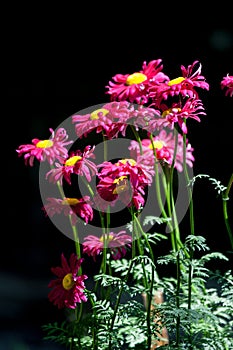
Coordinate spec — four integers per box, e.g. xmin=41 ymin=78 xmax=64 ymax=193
xmin=3 ymin=4 xmax=233 ymax=349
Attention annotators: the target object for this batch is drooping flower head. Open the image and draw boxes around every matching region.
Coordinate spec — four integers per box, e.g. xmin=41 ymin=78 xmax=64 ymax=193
xmin=82 ymin=230 xmax=132 ymax=260
xmin=105 ymin=59 xmax=169 ymax=105
xmin=149 ymin=61 xmax=209 ymax=108
xmin=46 ymin=145 xmax=97 ymax=185
xmin=48 ymin=253 xmax=88 ymax=309
xmin=96 ymin=158 xmax=153 ymax=210
xmin=16 ymin=128 xmax=73 ymax=166
xmin=42 ymin=196 xmax=93 ymax=226
xmin=221 ymin=74 xmax=233 ymax=97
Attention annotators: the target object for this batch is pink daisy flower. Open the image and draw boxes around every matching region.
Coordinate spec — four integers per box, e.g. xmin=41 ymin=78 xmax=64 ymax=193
xmin=100 ymin=101 xmax=134 ymax=138
xmin=149 ymin=60 xmax=209 ymax=108
xmin=46 ymin=145 xmax=97 ymax=185
xmin=96 ymin=158 xmax=152 ymax=210
xmin=105 ymin=59 xmax=169 ymax=104
xmin=72 ymin=101 xmax=134 ymax=139
xmin=148 ymin=98 xmax=206 ymax=134
xmin=72 ymin=107 xmax=113 ymax=138
xmin=129 ymin=129 xmax=195 ymax=172
xmin=48 ymin=253 xmax=88 ymax=309
xmin=16 ymin=128 xmax=73 ymax=166
xmin=221 ymin=74 xmax=233 ymax=97
xmin=42 ymin=196 xmax=93 ymax=225
xmin=129 ymin=105 xmax=161 ymax=132
xmin=129 ymin=138 xmax=172 ymax=169
xmin=82 ymin=230 xmax=132 ymax=260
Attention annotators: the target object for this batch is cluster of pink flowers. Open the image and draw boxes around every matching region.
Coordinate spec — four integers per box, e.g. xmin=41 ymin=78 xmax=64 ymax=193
xmin=16 ymin=58 xmax=232 ymax=310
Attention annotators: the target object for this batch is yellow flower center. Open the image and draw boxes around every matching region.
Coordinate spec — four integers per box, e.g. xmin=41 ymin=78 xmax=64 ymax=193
xmin=62 ymin=273 xmax=75 ymax=290
xmin=90 ymin=108 xmax=109 ymax=120
xmin=36 ymin=139 xmax=53 ymax=148
xmin=65 ymin=155 xmax=82 ymax=166
xmin=62 ymin=198 xmax=80 ymax=206
xmin=116 ymin=158 xmax=136 ymax=166
xmin=167 ymin=77 xmax=185 ymax=86
xmin=126 ymin=72 xmax=147 ymax=86
xmin=99 ymin=234 xmax=114 ymax=242
xmin=113 ymin=176 xmax=129 ymax=194
xmin=113 ymin=175 xmax=127 ymax=184
xmin=162 ymin=107 xmax=181 ymax=117
xmin=149 ymin=140 xmax=164 ymax=150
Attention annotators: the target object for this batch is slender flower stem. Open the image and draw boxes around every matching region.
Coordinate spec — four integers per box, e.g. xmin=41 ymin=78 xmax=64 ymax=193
xmin=146 ymin=265 xmax=154 ymax=350
xmin=222 ymin=172 xmax=233 ymax=249
xmin=69 ymin=219 xmax=81 ymax=259
xmin=183 ymin=123 xmax=195 ymax=345
xmin=163 ymin=169 xmax=178 ymax=252
xmin=133 ymin=214 xmax=155 ymax=262
xmin=56 ymin=177 xmax=82 ymax=266
xmin=175 ymin=251 xmax=181 ymax=347
xmin=182 ymin=129 xmax=195 ymax=238
xmin=87 ymin=292 xmax=98 ymax=350
xmin=131 ymin=208 xmax=149 ymax=290
xmin=102 ymin=132 xmax=108 ymax=161
xmin=149 ymin=133 xmax=175 ymax=248
xmin=80 ymin=176 xmax=106 ymax=230
xmin=130 ymin=125 xmax=143 ymax=155
xmin=168 ymin=128 xmax=183 ymax=251
xmin=108 ymin=259 xmax=135 ymax=349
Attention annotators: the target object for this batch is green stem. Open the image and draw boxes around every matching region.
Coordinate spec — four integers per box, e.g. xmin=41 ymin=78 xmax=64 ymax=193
xmin=131 ymin=209 xmax=149 ymax=290
xmin=87 ymin=292 xmax=98 ymax=350
xmin=182 ymin=130 xmax=195 ymax=237
xmin=130 ymin=125 xmax=143 ymax=155
xmin=169 ymin=128 xmax=183 ymax=251
xmin=222 ymin=173 xmax=233 ymax=249
xmin=102 ymin=132 xmax=108 ymax=161
xmin=80 ymin=176 xmax=106 ymax=230
xmin=146 ymin=265 xmax=154 ymax=350
xmin=133 ymin=214 xmax=155 ymax=262
xmin=149 ymin=133 xmax=175 ymax=248
xmin=163 ymin=169 xmax=178 ymax=252
xmin=69 ymin=218 xmax=81 ymax=259
xmin=108 ymin=258 xmax=135 ymax=349
xmin=183 ymin=124 xmax=194 ymax=344
xmin=175 ymin=251 xmax=181 ymax=347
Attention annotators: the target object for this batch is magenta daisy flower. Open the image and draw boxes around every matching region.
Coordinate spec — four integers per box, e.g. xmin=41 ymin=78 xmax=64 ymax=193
xmin=149 ymin=60 xmax=209 ymax=108
xmin=72 ymin=101 xmax=133 ymax=139
xmin=100 ymin=101 xmax=134 ymax=138
xmin=96 ymin=158 xmax=152 ymax=210
xmin=16 ymin=128 xmax=73 ymax=166
xmin=129 ymin=105 xmax=161 ymax=132
xmin=129 ymin=138 xmax=172 ymax=168
xmin=105 ymin=59 xmax=169 ymax=104
xmin=46 ymin=145 xmax=97 ymax=185
xmin=149 ymin=98 xmax=206 ymax=134
xmin=129 ymin=130 xmax=194 ymax=172
xmin=48 ymin=253 xmax=88 ymax=309
xmin=221 ymin=74 xmax=233 ymax=97
xmin=42 ymin=196 xmax=93 ymax=225
xmin=72 ymin=107 xmax=113 ymax=138
xmin=82 ymin=230 xmax=132 ymax=260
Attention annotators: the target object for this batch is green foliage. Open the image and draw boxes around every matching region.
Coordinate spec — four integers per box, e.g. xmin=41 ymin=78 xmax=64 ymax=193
xmin=42 ymin=235 xmax=233 ymax=349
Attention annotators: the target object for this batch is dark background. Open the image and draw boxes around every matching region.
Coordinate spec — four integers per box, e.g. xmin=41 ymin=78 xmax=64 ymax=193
xmin=3 ymin=4 xmax=233 ymax=349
